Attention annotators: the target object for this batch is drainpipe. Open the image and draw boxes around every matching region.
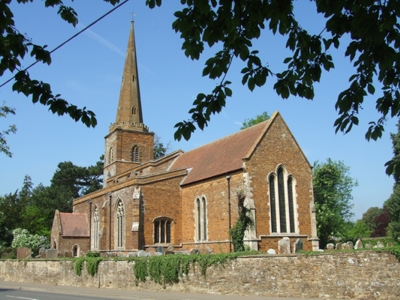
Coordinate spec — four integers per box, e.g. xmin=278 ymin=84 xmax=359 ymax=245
xmin=226 ymin=175 xmax=232 ymax=253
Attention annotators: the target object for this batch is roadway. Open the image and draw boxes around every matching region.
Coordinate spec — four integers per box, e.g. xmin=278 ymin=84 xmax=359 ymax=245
xmin=0 ymin=281 xmax=328 ymax=299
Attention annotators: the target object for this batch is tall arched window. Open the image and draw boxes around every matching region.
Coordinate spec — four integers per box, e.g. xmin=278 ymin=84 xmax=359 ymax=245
xmin=195 ymin=196 xmax=207 ymax=241
xmin=277 ymin=166 xmax=287 ymax=233
xmin=288 ymin=176 xmax=295 ymax=233
xmin=132 ymin=106 xmax=136 ymax=115
xmin=269 ymin=174 xmax=277 ymax=233
xmin=268 ymin=165 xmax=297 ymax=234
xmin=131 ymin=145 xmax=139 ymax=162
xmin=116 ymin=200 xmax=125 ymax=248
xmin=93 ymin=206 xmax=100 ymax=249
xmin=154 ymin=217 xmax=172 ymax=244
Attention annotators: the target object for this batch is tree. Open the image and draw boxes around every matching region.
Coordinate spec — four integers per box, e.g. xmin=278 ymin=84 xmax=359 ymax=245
xmin=240 ymin=111 xmax=270 ymax=129
xmin=0 ymin=103 xmax=16 ymax=157
xmin=384 ymin=119 xmax=400 ymax=242
xmin=361 ymin=206 xmax=384 ymax=232
xmin=313 ymin=159 xmax=357 ymax=248
xmin=370 ymin=207 xmax=390 ymax=237
xmin=0 ymin=0 xmax=122 ymax=155
xmin=154 ymin=134 xmax=170 ymax=159
xmin=145 ymin=1 xmax=399 ymax=151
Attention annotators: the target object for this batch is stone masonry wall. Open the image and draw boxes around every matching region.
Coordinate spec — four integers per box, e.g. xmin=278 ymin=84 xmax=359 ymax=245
xmin=1 ymin=251 xmax=399 ymax=299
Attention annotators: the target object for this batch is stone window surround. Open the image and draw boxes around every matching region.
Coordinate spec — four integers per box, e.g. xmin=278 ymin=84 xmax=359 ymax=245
xmin=194 ymin=195 xmax=208 ymax=242
xmin=131 ymin=144 xmax=140 ymax=162
xmin=114 ymin=198 xmax=125 ymax=250
xmin=267 ymin=164 xmax=299 ymax=234
xmin=152 ymin=216 xmax=173 ymax=244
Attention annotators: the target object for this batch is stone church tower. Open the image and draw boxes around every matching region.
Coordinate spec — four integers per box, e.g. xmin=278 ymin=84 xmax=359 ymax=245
xmin=103 ymin=21 xmax=154 ymax=186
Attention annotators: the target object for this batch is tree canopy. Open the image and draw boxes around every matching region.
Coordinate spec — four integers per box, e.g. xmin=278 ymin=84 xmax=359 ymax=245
xmin=240 ymin=111 xmax=270 ymax=129
xmin=0 ymin=103 xmax=16 ymax=157
xmin=144 ymin=1 xmax=400 ymax=151
xmin=313 ymin=159 xmax=357 ymax=248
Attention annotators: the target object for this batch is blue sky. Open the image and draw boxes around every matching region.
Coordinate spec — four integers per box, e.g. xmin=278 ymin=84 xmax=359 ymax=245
xmin=0 ymin=1 xmax=397 ymax=220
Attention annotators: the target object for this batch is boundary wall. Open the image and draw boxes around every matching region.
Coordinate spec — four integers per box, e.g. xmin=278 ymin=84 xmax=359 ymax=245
xmin=0 ymin=251 xmax=399 ymax=299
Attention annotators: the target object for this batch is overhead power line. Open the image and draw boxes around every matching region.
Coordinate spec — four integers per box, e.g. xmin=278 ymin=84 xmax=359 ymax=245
xmin=0 ymin=0 xmax=130 ymax=89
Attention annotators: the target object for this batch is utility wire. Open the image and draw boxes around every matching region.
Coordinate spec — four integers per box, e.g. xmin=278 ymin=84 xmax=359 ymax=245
xmin=0 ymin=0 xmax=130 ymax=89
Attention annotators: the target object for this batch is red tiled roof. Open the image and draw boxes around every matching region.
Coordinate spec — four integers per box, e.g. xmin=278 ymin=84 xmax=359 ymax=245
xmin=170 ymin=118 xmax=272 ymax=185
xmin=60 ymin=213 xmax=89 ymax=237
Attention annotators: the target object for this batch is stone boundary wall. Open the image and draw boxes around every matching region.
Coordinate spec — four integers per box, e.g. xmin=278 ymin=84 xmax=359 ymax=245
xmin=0 ymin=251 xmax=399 ymax=299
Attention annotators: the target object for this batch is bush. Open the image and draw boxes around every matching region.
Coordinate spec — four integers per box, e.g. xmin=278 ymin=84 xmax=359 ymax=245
xmin=86 ymin=251 xmax=100 ymax=258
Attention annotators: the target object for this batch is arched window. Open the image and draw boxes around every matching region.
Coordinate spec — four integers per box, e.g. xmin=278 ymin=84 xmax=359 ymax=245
xmin=269 ymin=174 xmax=277 ymax=233
xmin=288 ymin=176 xmax=295 ymax=233
xmin=93 ymin=206 xmax=100 ymax=249
xmin=72 ymin=245 xmax=79 ymax=257
xmin=116 ymin=200 xmax=125 ymax=248
xmin=277 ymin=166 xmax=287 ymax=233
xmin=108 ymin=147 xmax=114 ymax=164
xmin=132 ymin=106 xmax=136 ymax=115
xmin=154 ymin=217 xmax=172 ymax=244
xmin=268 ymin=166 xmax=297 ymax=234
xmin=195 ymin=196 xmax=207 ymax=241
xmin=131 ymin=145 xmax=139 ymax=162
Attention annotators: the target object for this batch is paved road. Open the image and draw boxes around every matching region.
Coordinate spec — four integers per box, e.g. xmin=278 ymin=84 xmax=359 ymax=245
xmin=0 ymin=281 xmax=327 ymax=300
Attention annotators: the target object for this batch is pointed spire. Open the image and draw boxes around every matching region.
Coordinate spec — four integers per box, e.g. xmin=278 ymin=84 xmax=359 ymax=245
xmin=112 ymin=21 xmax=147 ymax=132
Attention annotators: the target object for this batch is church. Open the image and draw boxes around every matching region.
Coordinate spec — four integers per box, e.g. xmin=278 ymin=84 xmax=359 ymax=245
xmin=51 ymin=22 xmax=319 ymax=257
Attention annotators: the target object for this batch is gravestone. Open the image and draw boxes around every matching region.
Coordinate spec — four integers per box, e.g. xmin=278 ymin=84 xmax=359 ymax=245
xmin=206 ymin=246 xmax=214 ymax=254
xmin=190 ymin=248 xmax=200 ymax=255
xmin=354 ymin=239 xmax=363 ymax=249
xmin=39 ymin=248 xmax=46 ymax=259
xmin=267 ymin=249 xmax=276 ymax=254
xmin=138 ymin=250 xmax=148 ymax=257
xmin=128 ymin=252 xmax=137 ymax=257
xmin=347 ymin=241 xmax=354 ymax=250
xmin=155 ymin=252 xmax=163 ymax=256
xmin=278 ymin=237 xmax=291 ymax=254
xmin=294 ymin=238 xmax=304 ymax=253
xmin=146 ymin=248 xmax=156 ymax=255
xmin=167 ymin=245 xmax=174 ymax=252
xmin=46 ymin=249 xmax=58 ymax=259
xmin=17 ymin=247 xmax=31 ymax=259
xmin=341 ymin=243 xmax=349 ymax=250
xmin=156 ymin=245 xmax=164 ymax=254
xmin=326 ymin=243 xmax=335 ymax=251
xmin=335 ymin=243 xmax=342 ymax=250
xmin=365 ymin=243 xmax=372 ymax=248
xmin=374 ymin=241 xmax=384 ymax=248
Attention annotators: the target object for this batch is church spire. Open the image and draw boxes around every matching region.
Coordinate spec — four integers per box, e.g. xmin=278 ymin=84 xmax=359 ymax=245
xmin=112 ymin=20 xmax=147 ymax=132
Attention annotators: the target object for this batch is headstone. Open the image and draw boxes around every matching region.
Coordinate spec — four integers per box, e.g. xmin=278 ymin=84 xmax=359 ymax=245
xmin=354 ymin=239 xmax=363 ymax=249
xmin=365 ymin=243 xmax=372 ymax=249
xmin=165 ymin=250 xmax=175 ymax=255
xmin=326 ymin=243 xmax=335 ymax=251
xmin=156 ymin=245 xmax=164 ymax=254
xmin=155 ymin=252 xmax=163 ymax=256
xmin=17 ymin=247 xmax=31 ymax=259
xmin=190 ymin=248 xmax=200 ymax=255
xmin=376 ymin=241 xmax=384 ymax=248
xmin=38 ymin=248 xmax=46 ymax=258
xmin=46 ymin=249 xmax=58 ymax=259
xmin=167 ymin=245 xmax=174 ymax=252
xmin=294 ymin=238 xmax=304 ymax=253
xmin=335 ymin=243 xmax=342 ymax=250
xmin=342 ymin=243 xmax=349 ymax=250
xmin=267 ymin=249 xmax=276 ymax=255
xmin=347 ymin=241 xmax=354 ymax=250
xmin=128 ymin=252 xmax=137 ymax=257
xmin=206 ymin=246 xmax=214 ymax=254
xmin=137 ymin=250 xmax=148 ymax=257
xmin=278 ymin=237 xmax=291 ymax=254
